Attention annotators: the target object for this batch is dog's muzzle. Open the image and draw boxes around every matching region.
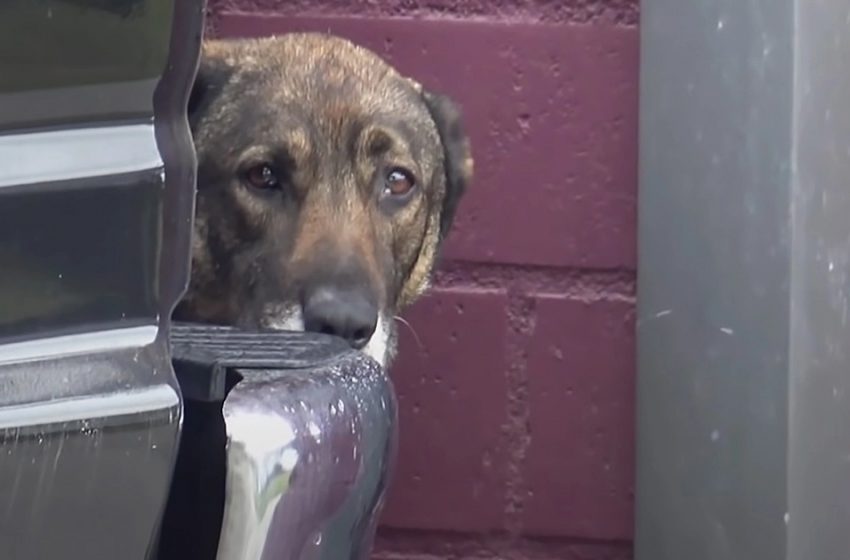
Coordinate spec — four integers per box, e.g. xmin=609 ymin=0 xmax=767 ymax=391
xmin=301 ymin=285 xmax=378 ymax=350
xmin=260 ymin=289 xmax=390 ymax=367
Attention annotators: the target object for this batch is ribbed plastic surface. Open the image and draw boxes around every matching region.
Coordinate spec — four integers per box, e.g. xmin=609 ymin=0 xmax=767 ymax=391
xmin=170 ymin=322 xmax=351 ymax=401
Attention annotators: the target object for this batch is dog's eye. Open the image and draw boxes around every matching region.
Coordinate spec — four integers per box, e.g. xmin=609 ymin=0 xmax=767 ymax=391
xmin=244 ymin=163 xmax=280 ymax=190
xmin=383 ymin=168 xmax=416 ymax=197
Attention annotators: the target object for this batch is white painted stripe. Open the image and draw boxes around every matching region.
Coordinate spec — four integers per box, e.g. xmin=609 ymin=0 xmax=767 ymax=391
xmin=0 ymin=384 xmax=179 ymax=429
xmin=0 ymin=123 xmax=162 ymax=188
xmin=0 ymin=325 xmax=159 ymax=365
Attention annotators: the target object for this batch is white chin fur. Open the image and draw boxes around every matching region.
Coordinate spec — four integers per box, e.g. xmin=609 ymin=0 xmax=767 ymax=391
xmin=262 ymin=306 xmax=304 ymax=331
xmin=363 ymin=316 xmax=389 ymax=367
xmin=263 ymin=307 xmax=389 ymax=368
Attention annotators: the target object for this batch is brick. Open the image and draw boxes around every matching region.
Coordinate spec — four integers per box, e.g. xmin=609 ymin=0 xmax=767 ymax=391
xmin=210 ymin=0 xmax=639 ymax=26
xmin=523 ymin=296 xmax=635 ymax=540
xmin=217 ymin=15 xmax=638 ymax=270
xmin=371 ymin=530 xmax=634 ymax=559
xmin=378 ymin=287 xmax=509 ymax=532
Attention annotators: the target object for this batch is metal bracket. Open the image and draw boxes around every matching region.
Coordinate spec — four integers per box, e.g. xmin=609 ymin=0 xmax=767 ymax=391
xmin=158 ymin=324 xmax=398 ymax=560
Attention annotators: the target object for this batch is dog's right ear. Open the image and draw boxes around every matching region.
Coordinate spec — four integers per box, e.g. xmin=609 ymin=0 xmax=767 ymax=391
xmin=421 ymin=90 xmax=474 ymax=242
xmin=188 ymin=46 xmax=235 ymax=129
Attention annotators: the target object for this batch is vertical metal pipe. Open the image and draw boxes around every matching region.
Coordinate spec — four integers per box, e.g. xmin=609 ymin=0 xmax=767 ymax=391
xmin=637 ymin=1 xmax=850 ymax=558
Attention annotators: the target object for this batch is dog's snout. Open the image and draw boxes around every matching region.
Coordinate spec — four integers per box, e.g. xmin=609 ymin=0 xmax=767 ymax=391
xmin=302 ymin=286 xmax=378 ymax=349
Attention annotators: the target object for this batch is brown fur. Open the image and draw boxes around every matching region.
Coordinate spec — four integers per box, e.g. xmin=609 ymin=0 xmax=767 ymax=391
xmin=174 ymin=33 xmax=472 ymax=365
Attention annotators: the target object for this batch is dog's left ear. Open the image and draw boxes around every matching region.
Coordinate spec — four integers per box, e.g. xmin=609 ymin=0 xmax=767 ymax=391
xmin=188 ymin=44 xmax=236 ymax=131
xmin=421 ymin=90 xmax=474 ymax=241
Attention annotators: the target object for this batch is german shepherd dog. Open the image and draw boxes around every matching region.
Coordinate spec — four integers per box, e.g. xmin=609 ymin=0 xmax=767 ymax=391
xmin=174 ymin=34 xmax=473 ymax=367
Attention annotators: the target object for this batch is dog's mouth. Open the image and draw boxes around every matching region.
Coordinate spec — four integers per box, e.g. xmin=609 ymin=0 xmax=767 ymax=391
xmin=259 ymin=303 xmax=392 ymax=367
xmin=258 ymin=304 xmax=305 ymax=332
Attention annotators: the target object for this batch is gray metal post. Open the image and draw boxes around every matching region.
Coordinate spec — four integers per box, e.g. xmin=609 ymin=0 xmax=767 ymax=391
xmin=637 ymin=2 xmax=850 ymax=559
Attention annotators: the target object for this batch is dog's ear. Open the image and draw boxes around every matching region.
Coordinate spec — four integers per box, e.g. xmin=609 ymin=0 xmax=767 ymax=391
xmin=188 ymin=45 xmax=236 ymax=129
xmin=421 ymin=90 xmax=474 ymax=241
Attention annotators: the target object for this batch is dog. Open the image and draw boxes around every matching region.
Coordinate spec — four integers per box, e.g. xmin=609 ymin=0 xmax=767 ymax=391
xmin=173 ymin=33 xmax=473 ymax=367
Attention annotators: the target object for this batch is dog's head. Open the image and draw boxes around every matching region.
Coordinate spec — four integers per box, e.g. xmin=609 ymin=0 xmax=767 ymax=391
xmin=175 ymin=34 xmax=472 ymax=366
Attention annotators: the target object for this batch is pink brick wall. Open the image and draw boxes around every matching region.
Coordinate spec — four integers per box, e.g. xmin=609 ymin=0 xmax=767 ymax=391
xmin=207 ymin=2 xmax=638 ymax=558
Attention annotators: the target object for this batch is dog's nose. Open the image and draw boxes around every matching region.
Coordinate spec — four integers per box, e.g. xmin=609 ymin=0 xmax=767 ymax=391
xmin=302 ymin=286 xmax=378 ymax=349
